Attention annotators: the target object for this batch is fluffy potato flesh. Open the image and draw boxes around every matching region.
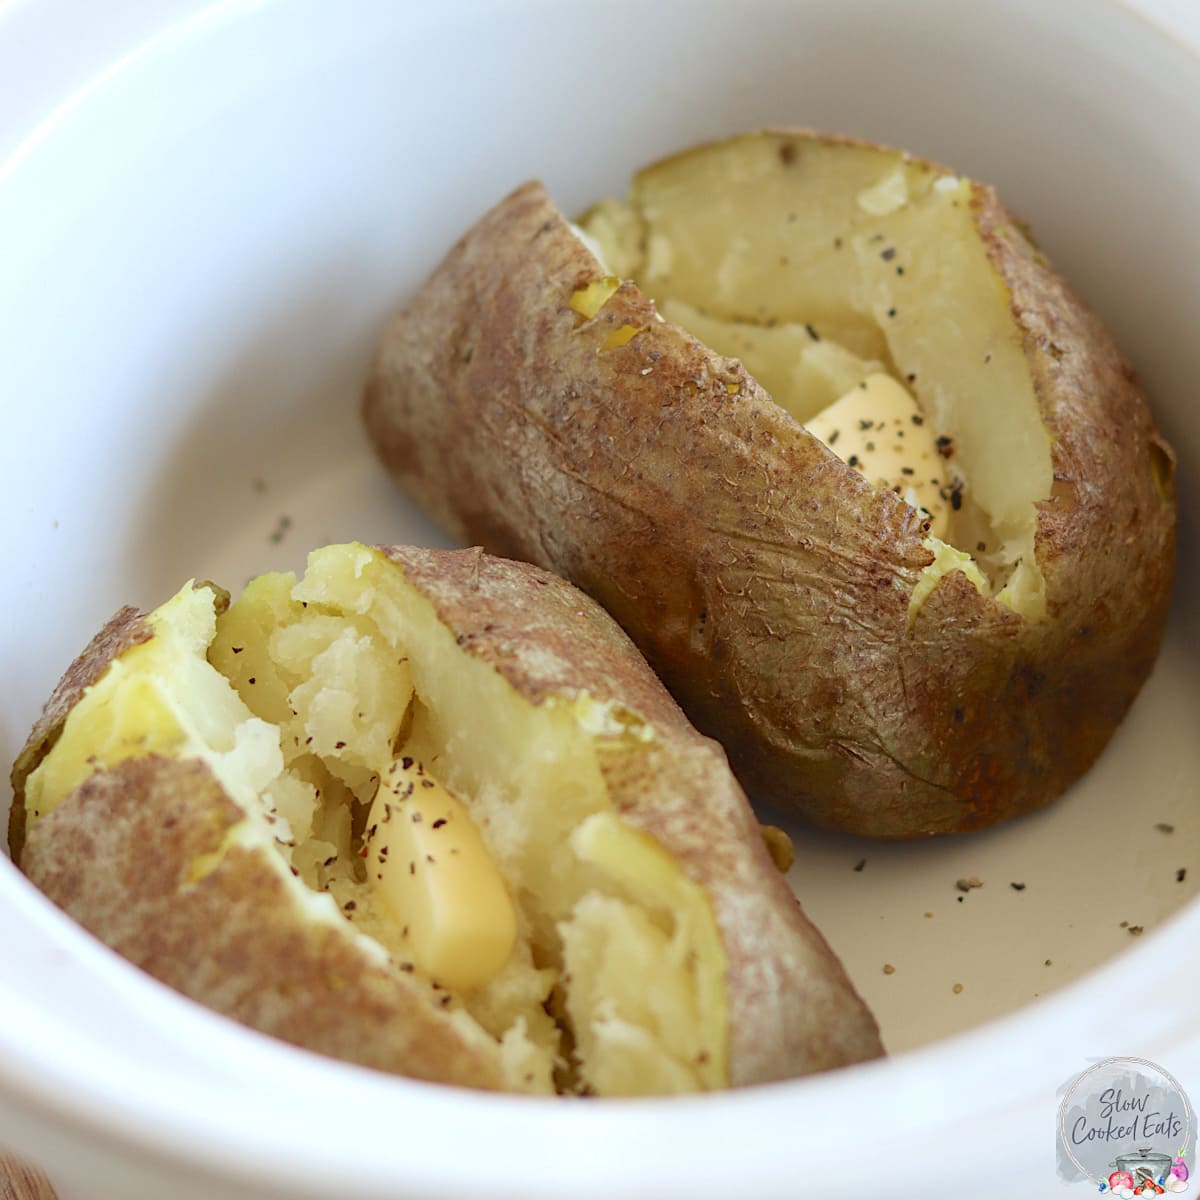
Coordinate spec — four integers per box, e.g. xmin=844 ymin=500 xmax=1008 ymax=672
xmin=581 ymin=136 xmax=1052 ymax=617
xmin=20 ymin=543 xmax=728 ymax=1096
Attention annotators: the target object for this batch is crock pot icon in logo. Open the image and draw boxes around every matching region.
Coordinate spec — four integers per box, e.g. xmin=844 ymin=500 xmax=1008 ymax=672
xmin=1057 ymin=1057 xmax=1195 ymax=1194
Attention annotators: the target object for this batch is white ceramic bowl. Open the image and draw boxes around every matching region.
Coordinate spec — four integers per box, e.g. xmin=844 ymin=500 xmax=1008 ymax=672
xmin=1 ymin=1 xmax=1198 ymax=1196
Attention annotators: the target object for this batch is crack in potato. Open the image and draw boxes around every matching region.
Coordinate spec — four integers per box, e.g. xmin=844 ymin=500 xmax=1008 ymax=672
xmin=579 ymin=133 xmax=1054 ymax=618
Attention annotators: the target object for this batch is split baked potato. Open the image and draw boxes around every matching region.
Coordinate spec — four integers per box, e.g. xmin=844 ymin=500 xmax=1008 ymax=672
xmin=8 ymin=542 xmax=882 ymax=1094
xmin=363 ymin=130 xmax=1177 ymax=837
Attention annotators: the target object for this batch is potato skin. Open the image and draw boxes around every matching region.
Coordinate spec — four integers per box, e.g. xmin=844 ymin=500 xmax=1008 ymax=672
xmin=383 ymin=547 xmax=882 ymax=1081
xmin=10 ymin=545 xmax=881 ymax=1089
xmin=20 ymin=754 xmax=511 ymax=1090
xmin=9 ymin=604 xmax=153 ymax=859
xmin=363 ymin=135 xmax=1177 ymax=837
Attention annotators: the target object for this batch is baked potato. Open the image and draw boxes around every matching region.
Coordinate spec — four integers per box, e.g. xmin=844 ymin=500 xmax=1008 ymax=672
xmin=363 ymin=130 xmax=1177 ymax=837
xmin=8 ymin=542 xmax=882 ymax=1095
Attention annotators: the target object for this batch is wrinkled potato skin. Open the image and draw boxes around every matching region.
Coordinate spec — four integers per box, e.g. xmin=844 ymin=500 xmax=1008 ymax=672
xmin=363 ymin=134 xmax=1176 ymax=837
xmin=10 ymin=545 xmax=881 ymax=1088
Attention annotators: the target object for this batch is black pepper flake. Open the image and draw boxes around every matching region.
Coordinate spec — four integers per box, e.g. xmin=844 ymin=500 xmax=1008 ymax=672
xmin=858 ymin=418 xmax=873 ymax=431
xmin=881 ymin=247 xmax=896 ymax=261
xmin=425 ymin=854 xmax=435 ymax=863
xmin=955 ymin=876 xmax=983 ymax=893
xmin=323 ymin=855 xmax=337 ymax=867
xmin=900 ymin=466 xmax=915 ymax=476
xmin=828 ymin=429 xmax=840 ymax=445
xmin=334 ymin=740 xmax=346 ymax=750
xmin=440 ymin=994 xmax=452 ymax=1007
xmin=984 ymin=352 xmax=992 ymax=364
xmin=1010 ymin=882 xmax=1026 ymax=891
xmin=847 ymin=454 xmax=860 ymax=468
xmin=409 ymin=861 xmax=416 ymax=875
xmin=957 ymin=895 xmax=964 ymax=902
xmin=886 ymin=307 xmax=897 ymax=318
xmin=343 ymin=900 xmax=357 ymax=911
xmin=953 ymin=707 xmax=965 ymax=722
xmin=402 ymin=756 xmax=414 ymax=770
xmin=896 ymin=266 xmax=905 ymax=276
xmin=367 ymin=823 xmax=378 ymax=840
xmin=950 ymin=482 xmax=964 ymax=511
xmin=248 ymin=676 xmax=256 ymax=685
xmin=231 ymin=646 xmax=243 ymax=654
xmin=865 ymin=440 xmax=876 ymax=452
xmin=432 ymin=818 xmax=448 ymax=829
xmin=1129 ymin=925 xmax=1144 ymax=937
xmin=906 ymin=372 xmax=917 ymax=383
xmin=403 ymin=925 xmax=409 ymax=937
xmin=383 ymin=804 xmax=393 ymax=823
xmin=1155 ymin=822 xmax=1175 ymax=833
xmin=804 ymin=323 xmax=820 ymax=342
xmin=421 ymin=778 xmax=435 ymax=789
xmin=1177 ymin=868 xmax=1187 ymax=882
xmin=911 ymin=413 xmax=924 ymax=426
xmin=833 ymin=236 xmax=843 ymax=248
xmin=853 ymin=858 xmax=866 ymax=872
xmin=412 ymin=812 xmax=423 ymax=823
xmin=977 ymin=541 xmax=987 ymax=553
xmin=399 ymin=961 xmax=414 ymax=972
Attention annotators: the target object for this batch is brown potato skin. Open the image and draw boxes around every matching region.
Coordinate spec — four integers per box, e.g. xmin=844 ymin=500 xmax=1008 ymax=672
xmin=384 ymin=546 xmax=882 ymax=1081
xmin=9 ymin=605 xmax=154 ymax=859
xmin=9 ymin=545 xmax=882 ymax=1090
xmin=363 ymin=134 xmax=1177 ymax=837
xmin=20 ymin=754 xmax=510 ymax=1091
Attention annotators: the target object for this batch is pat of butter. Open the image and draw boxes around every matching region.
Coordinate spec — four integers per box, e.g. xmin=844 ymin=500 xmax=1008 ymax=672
xmin=805 ymin=372 xmax=951 ymax=539
xmin=365 ymin=759 xmax=517 ymax=992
